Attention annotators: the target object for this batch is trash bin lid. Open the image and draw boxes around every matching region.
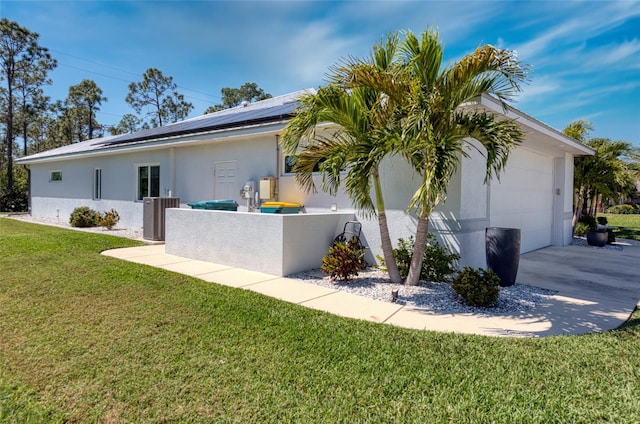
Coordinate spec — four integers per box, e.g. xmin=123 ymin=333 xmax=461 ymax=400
xmin=188 ymin=199 xmax=238 ymax=206
xmin=260 ymin=202 xmax=302 ymax=208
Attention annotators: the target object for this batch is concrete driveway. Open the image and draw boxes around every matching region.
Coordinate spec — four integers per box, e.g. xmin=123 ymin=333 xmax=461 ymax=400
xmin=515 ymin=241 xmax=640 ymax=336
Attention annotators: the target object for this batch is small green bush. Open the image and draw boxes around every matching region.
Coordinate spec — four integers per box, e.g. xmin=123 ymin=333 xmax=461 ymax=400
xmin=69 ymin=206 xmax=100 ymax=228
xmin=574 ymin=222 xmax=590 ymax=237
xmin=377 ymin=234 xmax=460 ymax=282
xmin=606 ymin=204 xmax=637 ymax=214
xmin=596 ymin=216 xmax=608 ymax=226
xmin=99 ymin=209 xmax=120 ymax=230
xmin=452 ymin=267 xmax=500 ymax=307
xmin=322 ymin=238 xmax=366 ymax=281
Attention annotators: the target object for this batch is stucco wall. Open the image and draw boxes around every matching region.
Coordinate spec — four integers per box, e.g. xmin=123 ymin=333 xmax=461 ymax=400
xmin=28 ymin=149 xmax=173 ymax=228
xmin=165 ymin=209 xmax=354 ymax=276
xmin=173 ymin=133 xmax=280 ymax=205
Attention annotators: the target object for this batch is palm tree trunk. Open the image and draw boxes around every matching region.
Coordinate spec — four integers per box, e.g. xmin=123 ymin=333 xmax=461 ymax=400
xmin=406 ymin=211 xmax=429 ymax=286
xmin=572 ymin=188 xmax=581 ymax=228
xmin=373 ymin=170 xmax=402 ymax=283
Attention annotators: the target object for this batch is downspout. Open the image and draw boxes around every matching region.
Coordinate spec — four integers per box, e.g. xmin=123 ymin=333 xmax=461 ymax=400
xmin=170 ymin=147 xmax=176 ymax=197
xmin=275 ymin=134 xmax=280 ymax=201
xmin=26 ymin=165 xmax=31 ymax=214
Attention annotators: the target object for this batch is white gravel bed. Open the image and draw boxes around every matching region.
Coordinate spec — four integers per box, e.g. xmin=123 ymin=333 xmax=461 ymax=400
xmin=570 ymin=236 xmax=625 ymax=250
xmin=289 ymin=268 xmax=557 ymax=315
xmin=3 ymin=213 xmax=144 ymax=240
xmin=290 ymin=237 xmax=635 ymax=315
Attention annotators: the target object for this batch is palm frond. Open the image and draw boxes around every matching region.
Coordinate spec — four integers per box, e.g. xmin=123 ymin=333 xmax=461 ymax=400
xmin=455 ymin=111 xmax=524 ymax=182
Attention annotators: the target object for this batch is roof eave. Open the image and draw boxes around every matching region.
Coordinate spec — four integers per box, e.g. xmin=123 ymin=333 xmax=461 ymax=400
xmin=477 ymin=94 xmax=594 ymax=156
xmin=16 ymin=120 xmax=289 ymax=165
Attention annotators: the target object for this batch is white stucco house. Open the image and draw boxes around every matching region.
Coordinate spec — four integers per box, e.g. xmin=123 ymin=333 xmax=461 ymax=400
xmin=16 ymin=90 xmax=593 ymax=275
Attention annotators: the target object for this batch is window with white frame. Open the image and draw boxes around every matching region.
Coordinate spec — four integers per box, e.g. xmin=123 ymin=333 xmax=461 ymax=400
xmin=137 ymin=164 xmax=160 ymax=200
xmin=283 ymin=155 xmax=326 ymax=174
xmin=94 ymin=168 xmax=102 ymax=199
xmin=50 ymin=170 xmax=62 ymax=182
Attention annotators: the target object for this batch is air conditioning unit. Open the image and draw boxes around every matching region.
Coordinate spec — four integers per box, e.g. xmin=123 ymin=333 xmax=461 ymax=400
xmin=143 ymin=197 xmax=180 ymax=241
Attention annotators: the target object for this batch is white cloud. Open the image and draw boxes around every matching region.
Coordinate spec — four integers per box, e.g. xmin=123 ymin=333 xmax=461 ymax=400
xmin=583 ymin=39 xmax=640 ymax=69
xmin=280 ymin=21 xmax=361 ymax=85
xmin=517 ymin=75 xmax=561 ymax=104
xmin=514 ymin=1 xmax=640 ymax=63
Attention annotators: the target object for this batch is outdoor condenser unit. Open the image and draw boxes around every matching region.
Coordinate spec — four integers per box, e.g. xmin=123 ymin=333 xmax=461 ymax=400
xmin=143 ymin=197 xmax=180 ymax=241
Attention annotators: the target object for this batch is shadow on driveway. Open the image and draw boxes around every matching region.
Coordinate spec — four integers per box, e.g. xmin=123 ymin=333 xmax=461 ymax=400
xmin=513 ymin=242 xmax=640 ymax=337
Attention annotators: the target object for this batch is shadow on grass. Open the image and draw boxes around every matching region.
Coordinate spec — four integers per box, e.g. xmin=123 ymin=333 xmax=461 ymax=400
xmin=614 ymin=307 xmax=640 ymax=333
xmin=614 ymin=227 xmax=640 ymax=242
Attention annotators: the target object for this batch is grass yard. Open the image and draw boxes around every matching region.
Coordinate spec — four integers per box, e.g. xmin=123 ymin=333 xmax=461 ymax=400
xmin=1 ymin=219 xmax=639 ymax=423
xmin=599 ymin=213 xmax=640 ymax=241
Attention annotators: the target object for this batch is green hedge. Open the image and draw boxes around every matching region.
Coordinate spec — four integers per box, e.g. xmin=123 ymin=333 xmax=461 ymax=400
xmin=606 ymin=204 xmax=638 ymax=214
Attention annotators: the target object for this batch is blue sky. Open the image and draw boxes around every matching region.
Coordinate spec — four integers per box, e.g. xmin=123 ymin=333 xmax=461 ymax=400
xmin=2 ymin=0 xmax=639 ymax=146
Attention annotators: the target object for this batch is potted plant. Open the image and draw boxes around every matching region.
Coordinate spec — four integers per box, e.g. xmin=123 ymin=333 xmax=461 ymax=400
xmin=585 ymin=217 xmax=606 ymax=247
xmin=485 ymin=227 xmax=521 ymax=286
xmin=586 ymin=228 xmax=608 ymax=247
xmin=578 ymin=215 xmax=607 ymax=247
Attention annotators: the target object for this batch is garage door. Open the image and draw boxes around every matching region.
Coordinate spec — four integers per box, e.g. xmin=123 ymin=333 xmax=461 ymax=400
xmin=489 ymin=148 xmax=554 ymax=253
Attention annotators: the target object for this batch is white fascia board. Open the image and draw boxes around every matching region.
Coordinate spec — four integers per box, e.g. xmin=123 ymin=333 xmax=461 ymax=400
xmin=477 ymin=94 xmax=594 ymax=156
xmin=17 ymin=120 xmax=288 ymax=165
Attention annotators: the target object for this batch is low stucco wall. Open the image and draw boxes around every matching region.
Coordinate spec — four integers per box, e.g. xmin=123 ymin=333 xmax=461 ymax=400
xmin=30 ymin=196 xmax=144 ymax=229
xmin=165 ymin=209 xmax=355 ymax=276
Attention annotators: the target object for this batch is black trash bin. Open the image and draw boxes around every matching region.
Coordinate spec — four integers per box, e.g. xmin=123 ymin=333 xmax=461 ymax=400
xmin=485 ymin=227 xmax=521 ymax=287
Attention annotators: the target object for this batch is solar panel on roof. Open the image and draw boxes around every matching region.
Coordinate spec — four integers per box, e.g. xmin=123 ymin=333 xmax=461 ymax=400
xmin=100 ymin=102 xmax=298 ymax=147
xmin=16 ymin=89 xmax=315 ymax=163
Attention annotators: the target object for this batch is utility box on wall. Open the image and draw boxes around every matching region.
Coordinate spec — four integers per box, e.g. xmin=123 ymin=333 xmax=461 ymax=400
xmin=143 ymin=197 xmax=180 ymax=241
xmin=259 ymin=177 xmax=275 ymax=200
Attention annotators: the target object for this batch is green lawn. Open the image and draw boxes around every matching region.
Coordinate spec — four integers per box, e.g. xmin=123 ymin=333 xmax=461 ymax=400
xmin=1 ymin=219 xmax=639 ymax=423
xmin=599 ymin=213 xmax=640 ymax=241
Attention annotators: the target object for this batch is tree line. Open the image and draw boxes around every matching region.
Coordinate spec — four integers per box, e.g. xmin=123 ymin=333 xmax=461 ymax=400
xmin=0 ymin=18 xmax=270 ymax=210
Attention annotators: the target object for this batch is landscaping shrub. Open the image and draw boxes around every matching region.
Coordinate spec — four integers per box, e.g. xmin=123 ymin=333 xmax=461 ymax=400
xmin=69 ymin=206 xmax=100 ymax=227
xmin=452 ymin=267 xmax=500 ymax=307
xmin=578 ymin=214 xmax=597 ymax=230
xmin=597 ymin=216 xmax=608 ymax=226
xmin=99 ymin=209 xmax=120 ymax=230
xmin=574 ymin=222 xmax=590 ymax=237
xmin=606 ymin=204 xmax=637 ymax=214
xmin=322 ymin=237 xmax=366 ymax=281
xmin=377 ymin=234 xmax=460 ymax=282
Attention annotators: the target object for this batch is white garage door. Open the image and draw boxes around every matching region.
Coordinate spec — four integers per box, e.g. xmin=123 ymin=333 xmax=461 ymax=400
xmin=489 ymin=148 xmax=554 ymax=253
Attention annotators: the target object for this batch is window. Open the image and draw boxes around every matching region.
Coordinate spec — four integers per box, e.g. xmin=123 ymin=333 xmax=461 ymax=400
xmin=284 ymin=155 xmax=325 ymax=174
xmin=94 ymin=169 xmax=102 ymax=199
xmin=137 ymin=164 xmax=160 ymax=200
xmin=50 ymin=170 xmax=62 ymax=182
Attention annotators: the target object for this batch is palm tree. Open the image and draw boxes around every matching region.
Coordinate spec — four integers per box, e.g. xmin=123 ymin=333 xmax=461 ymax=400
xmin=563 ymin=120 xmax=594 ymax=225
xmin=566 ymin=120 xmax=639 ymax=223
xmin=345 ymin=29 xmax=528 ymax=285
xmin=280 ymin=36 xmax=403 ymax=283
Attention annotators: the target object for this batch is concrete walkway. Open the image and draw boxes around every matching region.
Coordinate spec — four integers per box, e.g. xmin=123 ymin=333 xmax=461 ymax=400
xmin=102 ymin=242 xmax=640 ymax=338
